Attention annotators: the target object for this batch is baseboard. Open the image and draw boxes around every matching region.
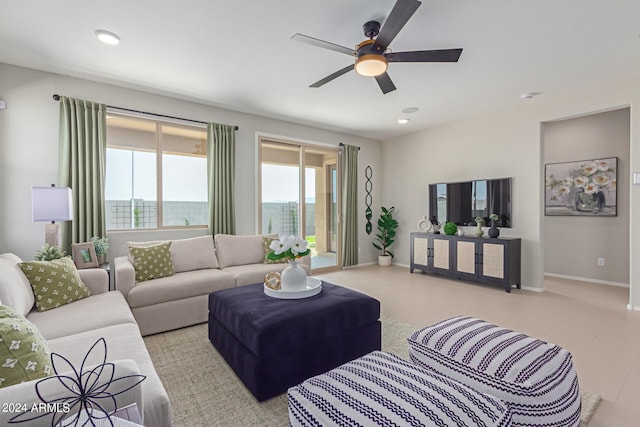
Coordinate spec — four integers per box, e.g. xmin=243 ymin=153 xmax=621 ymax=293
xmin=521 ymin=285 xmax=544 ymax=293
xmin=627 ymin=304 xmax=640 ymax=312
xmin=544 ymin=272 xmax=629 ymax=288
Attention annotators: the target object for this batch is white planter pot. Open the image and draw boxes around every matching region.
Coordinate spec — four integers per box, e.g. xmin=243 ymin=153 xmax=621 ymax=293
xmin=378 ymin=255 xmax=392 ymax=267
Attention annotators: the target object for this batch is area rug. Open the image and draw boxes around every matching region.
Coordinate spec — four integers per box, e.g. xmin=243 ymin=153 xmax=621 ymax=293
xmin=144 ymin=317 xmax=600 ymax=426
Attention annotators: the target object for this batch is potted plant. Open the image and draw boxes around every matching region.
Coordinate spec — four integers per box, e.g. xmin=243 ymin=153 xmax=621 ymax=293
xmin=90 ymin=236 xmax=110 ymax=265
xmin=443 ymin=221 xmax=458 ymax=236
xmin=34 ymin=244 xmax=66 ymax=261
xmin=373 ymin=206 xmax=399 ymax=267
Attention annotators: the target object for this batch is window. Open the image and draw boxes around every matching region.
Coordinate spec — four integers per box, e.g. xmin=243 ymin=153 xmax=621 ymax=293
xmin=105 ymin=114 xmax=208 ymax=230
xmin=258 ymin=137 xmax=341 ymax=271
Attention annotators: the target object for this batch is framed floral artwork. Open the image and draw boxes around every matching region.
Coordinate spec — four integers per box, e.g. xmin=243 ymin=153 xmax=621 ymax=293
xmin=545 ymin=157 xmax=617 ymax=216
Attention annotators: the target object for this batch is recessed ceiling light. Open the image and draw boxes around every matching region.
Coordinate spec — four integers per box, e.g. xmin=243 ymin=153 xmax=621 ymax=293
xmin=397 ymin=118 xmax=410 ymax=124
xmin=401 ymin=107 xmax=419 ymax=114
xmin=520 ymin=92 xmax=540 ymax=100
xmin=95 ymin=30 xmax=121 ymax=45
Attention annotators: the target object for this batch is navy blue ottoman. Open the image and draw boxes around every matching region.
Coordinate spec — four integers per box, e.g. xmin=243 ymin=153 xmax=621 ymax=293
xmin=208 ymin=281 xmax=381 ymax=401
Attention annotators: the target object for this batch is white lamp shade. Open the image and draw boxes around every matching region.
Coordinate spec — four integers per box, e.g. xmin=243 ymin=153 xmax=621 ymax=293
xmin=32 ymin=186 xmax=73 ymax=222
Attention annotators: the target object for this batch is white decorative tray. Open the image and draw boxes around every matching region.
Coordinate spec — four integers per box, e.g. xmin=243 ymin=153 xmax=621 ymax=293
xmin=264 ymin=277 xmax=322 ymax=299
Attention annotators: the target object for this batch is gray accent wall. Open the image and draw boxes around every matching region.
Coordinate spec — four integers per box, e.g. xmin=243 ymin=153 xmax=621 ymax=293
xmin=543 ymin=108 xmax=630 ymax=285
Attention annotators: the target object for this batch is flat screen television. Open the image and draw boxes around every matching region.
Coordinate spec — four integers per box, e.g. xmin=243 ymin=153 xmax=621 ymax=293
xmin=428 ymin=178 xmax=512 ymax=228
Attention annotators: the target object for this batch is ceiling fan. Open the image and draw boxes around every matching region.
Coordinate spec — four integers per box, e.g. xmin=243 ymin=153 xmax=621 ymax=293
xmin=291 ymin=0 xmax=463 ymax=94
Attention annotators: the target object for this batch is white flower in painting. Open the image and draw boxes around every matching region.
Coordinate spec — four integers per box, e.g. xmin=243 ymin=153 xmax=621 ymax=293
xmin=592 ymin=174 xmax=610 ymax=186
xmin=573 ymin=176 xmax=588 ymax=188
xmin=582 ymin=162 xmax=598 ymax=175
xmin=269 ymin=238 xmax=288 ymax=255
xmin=545 ymin=177 xmax=552 ymax=187
xmin=609 ymin=179 xmax=617 ymax=190
xmin=290 ymin=237 xmax=308 ymax=255
xmin=562 ymin=176 xmax=573 ymax=186
xmin=584 ymin=183 xmax=598 ymax=194
xmin=597 ymin=160 xmax=610 ymax=171
xmin=557 ymin=186 xmax=570 ymax=196
xmin=550 ymin=189 xmax=559 ymax=200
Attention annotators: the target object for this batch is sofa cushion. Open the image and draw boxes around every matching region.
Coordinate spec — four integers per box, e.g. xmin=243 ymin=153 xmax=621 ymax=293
xmin=127 ymin=269 xmax=236 ymax=308
xmin=47 ymin=323 xmax=171 ymax=427
xmin=0 ymin=305 xmax=52 ymax=389
xmin=222 ymin=262 xmax=308 ymax=287
xmin=262 ymin=236 xmax=288 ymax=264
xmin=170 ymin=235 xmax=219 ymax=272
xmin=19 ymin=257 xmax=91 ymax=312
xmin=0 ymin=256 xmax=35 ymax=316
xmin=129 ymin=242 xmax=175 ymax=283
xmin=27 ymin=291 xmax=137 ymax=340
xmin=214 ymin=234 xmax=265 ymax=268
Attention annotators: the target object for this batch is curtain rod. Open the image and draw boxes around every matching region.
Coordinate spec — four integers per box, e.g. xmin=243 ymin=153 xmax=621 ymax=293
xmin=52 ymin=94 xmax=239 ymax=131
xmin=339 ymin=142 xmax=361 ymax=150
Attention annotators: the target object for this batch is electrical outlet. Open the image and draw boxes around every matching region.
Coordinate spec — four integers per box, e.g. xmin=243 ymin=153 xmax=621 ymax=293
xmin=597 ymin=258 xmax=605 ymax=267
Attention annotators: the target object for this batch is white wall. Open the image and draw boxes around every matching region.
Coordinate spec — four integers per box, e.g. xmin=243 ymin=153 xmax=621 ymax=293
xmin=0 ymin=62 xmax=382 ymax=265
xmin=382 ymin=77 xmax=639 ymax=302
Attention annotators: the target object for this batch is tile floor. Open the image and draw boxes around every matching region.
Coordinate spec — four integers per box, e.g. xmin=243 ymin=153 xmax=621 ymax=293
xmin=315 ymin=265 xmax=640 ymax=426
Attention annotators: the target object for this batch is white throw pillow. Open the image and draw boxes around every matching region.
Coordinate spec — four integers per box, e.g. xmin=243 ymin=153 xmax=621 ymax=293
xmin=214 ymin=234 xmax=265 ymax=268
xmin=170 ymin=235 xmax=219 ymax=272
xmin=0 ymin=255 xmax=35 ymax=315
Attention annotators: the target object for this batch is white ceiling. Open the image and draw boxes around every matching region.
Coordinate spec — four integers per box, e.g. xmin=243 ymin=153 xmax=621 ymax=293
xmin=1 ymin=1 xmax=639 ymax=140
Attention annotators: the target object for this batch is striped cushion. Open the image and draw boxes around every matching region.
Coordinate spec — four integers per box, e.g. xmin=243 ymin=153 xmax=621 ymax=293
xmin=408 ymin=316 xmax=581 ymax=427
xmin=288 ymin=351 xmax=513 ymax=427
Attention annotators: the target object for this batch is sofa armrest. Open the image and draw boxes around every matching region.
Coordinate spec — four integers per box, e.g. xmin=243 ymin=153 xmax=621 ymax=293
xmin=78 ymin=268 xmax=109 ymax=295
xmin=114 ymin=256 xmax=136 ymax=300
xmin=0 ymin=359 xmax=143 ymax=426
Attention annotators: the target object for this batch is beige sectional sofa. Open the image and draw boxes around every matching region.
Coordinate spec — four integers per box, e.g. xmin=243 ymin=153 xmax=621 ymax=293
xmin=0 ymin=253 xmax=171 ymax=427
xmin=114 ymin=234 xmax=311 ymax=336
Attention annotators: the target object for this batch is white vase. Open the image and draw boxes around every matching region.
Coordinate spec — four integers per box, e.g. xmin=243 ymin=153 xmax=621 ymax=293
xmin=281 ymin=260 xmax=307 ymax=291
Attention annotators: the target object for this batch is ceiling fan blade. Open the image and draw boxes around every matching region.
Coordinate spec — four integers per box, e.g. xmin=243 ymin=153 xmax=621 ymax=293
xmin=310 ymin=64 xmax=355 ymax=88
xmin=373 ymin=0 xmax=421 ymax=51
xmin=387 ymin=48 xmax=463 ymax=63
xmin=291 ymin=33 xmax=355 ymax=57
xmin=375 ymin=72 xmax=397 ymax=94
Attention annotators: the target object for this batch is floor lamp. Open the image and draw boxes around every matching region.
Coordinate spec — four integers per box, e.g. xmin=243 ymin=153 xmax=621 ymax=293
xmin=32 ymin=185 xmax=73 ymax=248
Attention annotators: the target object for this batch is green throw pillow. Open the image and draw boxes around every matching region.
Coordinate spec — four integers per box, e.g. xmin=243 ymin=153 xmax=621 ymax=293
xmin=263 ymin=237 xmax=288 ymax=264
xmin=129 ymin=242 xmax=175 ymax=283
xmin=0 ymin=305 xmax=52 ymax=388
xmin=19 ymin=257 xmax=91 ymax=312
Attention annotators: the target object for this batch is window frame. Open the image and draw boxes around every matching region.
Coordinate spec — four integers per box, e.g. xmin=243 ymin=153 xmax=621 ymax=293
xmin=105 ymin=111 xmax=208 ymax=231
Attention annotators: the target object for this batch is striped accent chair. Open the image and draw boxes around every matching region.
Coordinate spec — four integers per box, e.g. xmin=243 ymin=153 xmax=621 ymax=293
xmin=408 ymin=316 xmax=581 ymax=427
xmin=289 ymin=351 xmax=514 ymax=427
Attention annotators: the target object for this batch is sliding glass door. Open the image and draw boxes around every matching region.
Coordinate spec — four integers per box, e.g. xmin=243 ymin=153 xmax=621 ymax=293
xmin=259 ymin=138 xmax=340 ymax=271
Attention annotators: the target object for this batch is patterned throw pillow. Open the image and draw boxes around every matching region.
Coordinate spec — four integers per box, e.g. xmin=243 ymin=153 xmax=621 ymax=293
xmin=19 ymin=257 xmax=91 ymax=312
xmin=0 ymin=305 xmax=52 ymax=388
xmin=129 ymin=242 xmax=175 ymax=283
xmin=263 ymin=237 xmax=288 ymax=264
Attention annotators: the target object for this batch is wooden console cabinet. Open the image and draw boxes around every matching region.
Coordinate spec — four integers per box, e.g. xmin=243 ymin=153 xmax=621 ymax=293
xmin=410 ymin=232 xmax=521 ymax=293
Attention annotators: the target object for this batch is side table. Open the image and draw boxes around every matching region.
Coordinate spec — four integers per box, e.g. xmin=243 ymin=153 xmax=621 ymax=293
xmin=99 ymin=262 xmax=112 ymax=291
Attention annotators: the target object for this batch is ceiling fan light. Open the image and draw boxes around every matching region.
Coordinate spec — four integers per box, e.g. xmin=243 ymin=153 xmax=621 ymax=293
xmin=95 ymin=30 xmax=121 ymax=45
xmin=355 ymin=55 xmax=388 ymax=77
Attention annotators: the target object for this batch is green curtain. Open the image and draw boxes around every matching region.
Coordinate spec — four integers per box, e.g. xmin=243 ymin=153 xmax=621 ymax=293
xmin=340 ymin=144 xmax=359 ymax=266
xmin=58 ymin=96 xmax=107 ymax=252
xmin=207 ymin=123 xmax=236 ymax=235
